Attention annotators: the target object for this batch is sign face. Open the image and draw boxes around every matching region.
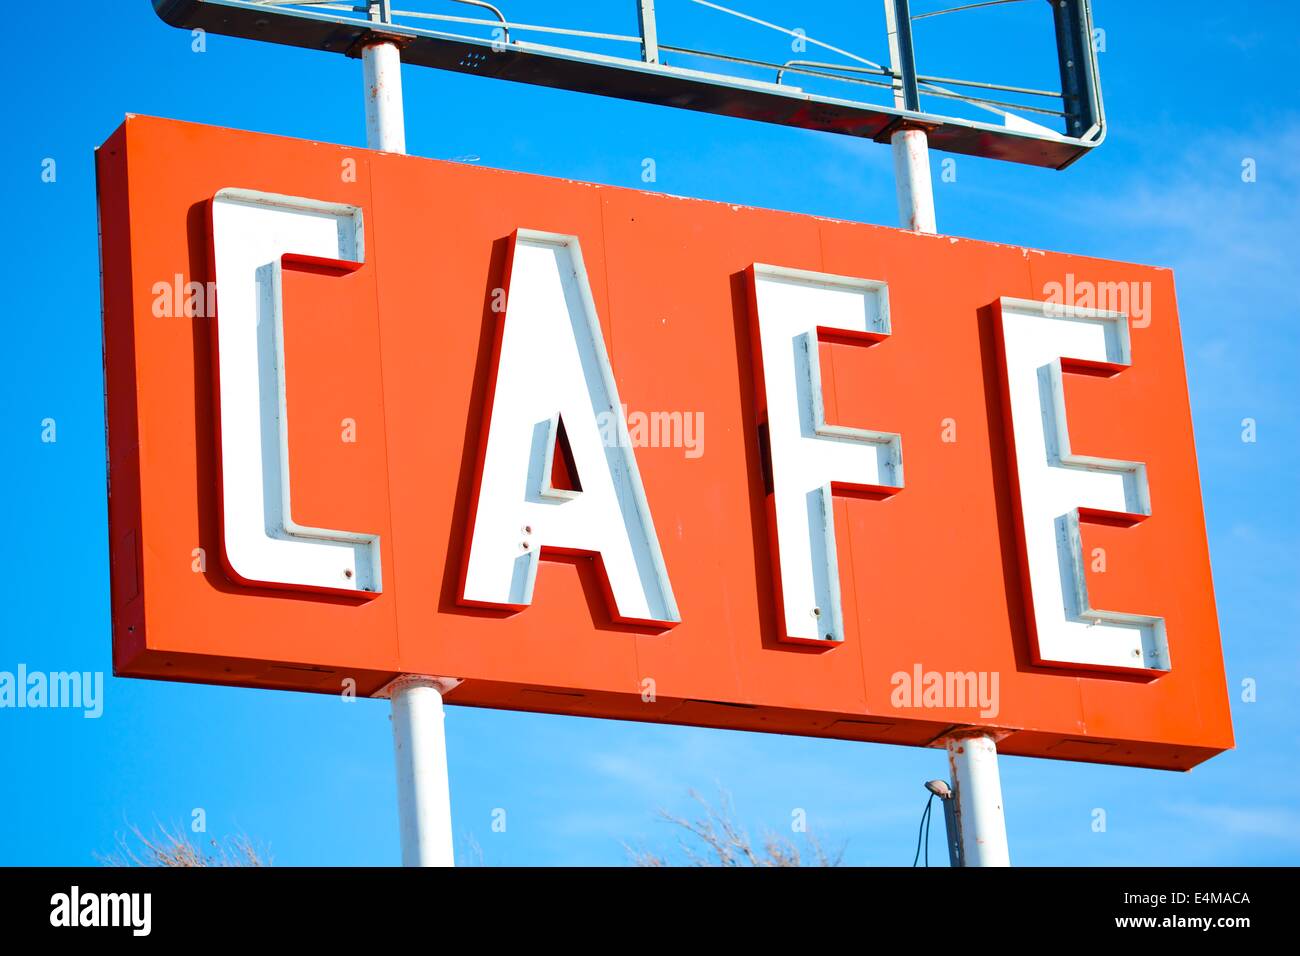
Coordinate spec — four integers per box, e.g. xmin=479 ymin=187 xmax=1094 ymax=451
xmin=98 ymin=116 xmax=1232 ymax=770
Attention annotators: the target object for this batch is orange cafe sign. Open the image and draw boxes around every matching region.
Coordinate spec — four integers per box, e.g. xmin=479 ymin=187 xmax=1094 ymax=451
xmin=97 ymin=116 xmax=1232 ymax=770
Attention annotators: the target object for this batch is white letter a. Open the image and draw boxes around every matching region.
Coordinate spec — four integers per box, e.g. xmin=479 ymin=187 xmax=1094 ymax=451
xmin=461 ymin=230 xmax=679 ymax=627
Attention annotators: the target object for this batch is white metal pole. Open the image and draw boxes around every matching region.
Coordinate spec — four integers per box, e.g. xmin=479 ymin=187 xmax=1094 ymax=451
xmin=887 ymin=0 xmax=1002 ymax=865
xmin=359 ymin=21 xmax=458 ymax=867
xmin=890 ymin=128 xmax=937 ymax=234
xmin=390 ymin=677 xmax=459 ymax=867
xmin=946 ymin=734 xmax=1011 ymax=866
xmin=883 ymin=0 xmax=937 ymax=235
xmin=362 ymin=40 xmax=406 ymax=153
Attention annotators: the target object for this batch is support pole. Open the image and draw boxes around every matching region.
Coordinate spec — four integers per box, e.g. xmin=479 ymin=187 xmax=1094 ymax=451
xmin=362 ymin=40 xmax=406 ymax=153
xmin=884 ymin=0 xmax=936 ymax=234
xmin=390 ymin=677 xmax=459 ymax=867
xmin=890 ymin=0 xmax=992 ymax=863
xmin=637 ymin=0 xmax=660 ymax=64
xmin=939 ymin=789 xmax=961 ymax=866
xmin=358 ymin=12 xmax=457 ymax=867
xmin=946 ymin=734 xmax=1011 ymax=866
xmin=890 ymin=128 xmax=937 ymax=233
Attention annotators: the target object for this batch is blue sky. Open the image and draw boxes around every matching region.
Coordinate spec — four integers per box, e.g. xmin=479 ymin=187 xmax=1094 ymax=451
xmin=1 ymin=1 xmax=1297 ymax=866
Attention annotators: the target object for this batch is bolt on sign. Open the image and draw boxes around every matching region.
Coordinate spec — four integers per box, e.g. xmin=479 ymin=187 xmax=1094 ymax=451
xmin=98 ymin=116 xmax=1232 ymax=771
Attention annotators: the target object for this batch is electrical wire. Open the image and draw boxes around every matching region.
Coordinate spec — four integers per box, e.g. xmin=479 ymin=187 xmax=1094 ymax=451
xmin=689 ymin=0 xmax=888 ymax=71
xmin=925 ymin=793 xmax=933 ymax=866
xmin=912 ymin=793 xmax=935 ymax=867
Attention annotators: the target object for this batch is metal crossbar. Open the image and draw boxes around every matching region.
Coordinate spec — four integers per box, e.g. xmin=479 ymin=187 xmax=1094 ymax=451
xmin=251 ymin=0 xmax=1065 ymax=118
xmin=154 ymin=0 xmax=1105 ymax=168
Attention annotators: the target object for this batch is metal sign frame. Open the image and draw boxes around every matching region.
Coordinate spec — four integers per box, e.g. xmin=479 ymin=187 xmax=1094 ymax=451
xmin=152 ymin=0 xmax=1105 ymax=169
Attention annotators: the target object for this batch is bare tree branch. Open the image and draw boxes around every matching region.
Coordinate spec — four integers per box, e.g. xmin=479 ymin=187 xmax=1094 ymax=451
xmin=97 ymin=822 xmax=270 ymax=867
xmin=628 ymin=788 xmax=845 ymax=867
